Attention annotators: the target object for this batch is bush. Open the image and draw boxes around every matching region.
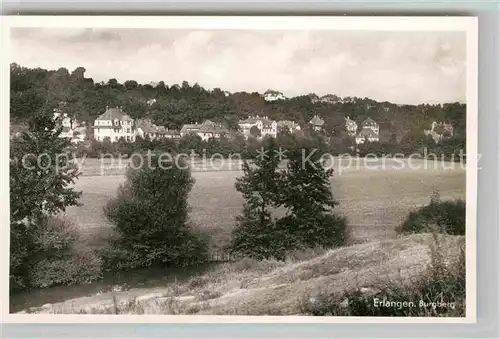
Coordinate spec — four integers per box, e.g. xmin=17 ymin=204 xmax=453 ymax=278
xmin=11 ymin=216 xmax=102 ymax=291
xmin=277 ymin=213 xmax=349 ymax=250
xmin=230 ymin=205 xmax=286 ymax=260
xmin=103 ymin=154 xmax=209 ymax=270
xmin=396 ymin=195 xmax=465 ymax=235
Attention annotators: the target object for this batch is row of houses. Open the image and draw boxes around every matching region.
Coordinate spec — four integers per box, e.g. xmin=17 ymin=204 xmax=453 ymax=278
xmin=237 ymin=114 xmax=328 ymax=139
xmin=56 ymin=105 xmax=455 ymax=149
xmin=90 ymin=107 xmax=330 ymax=144
xmin=67 ymin=105 xmax=382 ymax=145
xmin=92 ymin=107 xmax=182 ymax=142
xmin=92 ymin=107 xmax=232 ymax=143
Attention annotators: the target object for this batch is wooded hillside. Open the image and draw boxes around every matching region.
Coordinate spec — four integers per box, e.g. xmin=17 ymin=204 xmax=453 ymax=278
xmin=10 ymin=64 xmax=466 ymax=142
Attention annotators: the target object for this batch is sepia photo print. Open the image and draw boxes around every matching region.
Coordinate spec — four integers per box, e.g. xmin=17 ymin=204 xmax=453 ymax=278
xmin=3 ymin=16 xmax=478 ymax=322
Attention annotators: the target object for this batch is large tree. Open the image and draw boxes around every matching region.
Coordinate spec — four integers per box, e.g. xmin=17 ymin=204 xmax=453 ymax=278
xmin=230 ymin=138 xmax=282 ymax=259
xmin=277 ymin=141 xmax=348 ymax=249
xmin=10 ymin=113 xmax=82 ymax=290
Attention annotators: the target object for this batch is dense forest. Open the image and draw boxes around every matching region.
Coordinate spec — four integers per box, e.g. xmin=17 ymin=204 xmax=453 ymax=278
xmin=10 ymin=63 xmax=466 ymax=158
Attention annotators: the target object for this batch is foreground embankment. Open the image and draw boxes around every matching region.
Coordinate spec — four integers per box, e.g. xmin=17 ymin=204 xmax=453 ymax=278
xmin=17 ymin=233 xmax=465 ymax=315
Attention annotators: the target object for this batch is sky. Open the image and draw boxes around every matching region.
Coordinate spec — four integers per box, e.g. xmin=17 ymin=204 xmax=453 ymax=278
xmin=10 ymin=28 xmax=466 ymax=105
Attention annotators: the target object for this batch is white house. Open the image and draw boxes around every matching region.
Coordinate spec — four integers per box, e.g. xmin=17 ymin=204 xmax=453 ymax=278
xmin=71 ymin=127 xmax=87 ymax=144
xmin=238 ymin=116 xmax=277 ymax=139
xmin=309 ymin=115 xmax=325 ymax=131
xmin=355 ymin=128 xmax=379 ymax=144
xmin=257 ymin=119 xmax=278 ymax=138
xmin=136 ymin=119 xmax=161 ymax=140
xmin=277 ymin=120 xmax=301 ymax=134
xmin=93 ymin=106 xmax=135 ymax=142
xmin=345 ymin=116 xmax=358 ymax=136
xmin=53 ymin=110 xmax=87 ymax=144
xmin=179 ymin=120 xmax=226 ymax=141
xmin=158 ymin=126 xmax=181 ymax=140
xmin=361 ymin=117 xmax=380 ymax=135
xmin=53 ymin=111 xmax=73 ymax=128
xmin=60 ymin=127 xmax=74 ymax=139
xmin=424 ymin=121 xmax=454 ymax=143
xmin=263 ymin=90 xmax=286 ymax=102
xmin=198 ymin=124 xmax=225 ymax=141
xmin=238 ymin=117 xmax=259 ymax=135
xmin=180 ymin=123 xmax=202 ymax=137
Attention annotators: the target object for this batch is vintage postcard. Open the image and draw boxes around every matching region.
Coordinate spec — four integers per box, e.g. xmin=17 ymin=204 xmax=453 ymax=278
xmin=2 ymin=16 xmax=477 ymax=323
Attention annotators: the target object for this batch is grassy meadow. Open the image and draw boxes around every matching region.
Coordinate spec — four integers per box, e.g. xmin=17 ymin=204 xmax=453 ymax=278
xmin=67 ymin=157 xmax=466 ymax=253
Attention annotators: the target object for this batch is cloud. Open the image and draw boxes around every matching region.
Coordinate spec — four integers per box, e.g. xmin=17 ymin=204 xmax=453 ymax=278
xmin=10 ymin=28 xmax=466 ymax=104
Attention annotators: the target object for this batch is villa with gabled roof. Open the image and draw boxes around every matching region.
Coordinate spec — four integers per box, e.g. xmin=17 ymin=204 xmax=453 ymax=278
xmin=355 ymin=128 xmax=379 ymax=144
xmin=345 ymin=116 xmax=358 ymax=136
xmin=180 ymin=120 xmax=227 ymax=141
xmin=355 ymin=117 xmax=380 ymax=144
xmin=93 ymin=106 xmax=135 ymax=142
xmin=277 ymin=120 xmax=301 ymax=134
xmin=238 ymin=115 xmax=278 ymax=139
xmin=361 ymin=117 xmax=379 ymax=135
xmin=309 ymin=115 xmax=325 ymax=131
xmin=263 ymin=90 xmax=286 ymax=102
xmin=136 ymin=119 xmax=162 ymax=140
xmin=53 ymin=109 xmax=87 ymax=144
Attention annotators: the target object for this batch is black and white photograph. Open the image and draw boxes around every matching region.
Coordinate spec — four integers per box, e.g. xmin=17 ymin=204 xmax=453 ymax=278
xmin=3 ymin=16 xmax=477 ymax=321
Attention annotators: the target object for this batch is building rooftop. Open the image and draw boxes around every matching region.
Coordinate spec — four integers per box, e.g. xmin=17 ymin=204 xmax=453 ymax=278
xmin=362 ymin=117 xmax=378 ymax=127
xmin=277 ymin=120 xmax=295 ymax=128
xmin=309 ymin=115 xmax=325 ymax=126
xmin=95 ymin=107 xmax=133 ymax=121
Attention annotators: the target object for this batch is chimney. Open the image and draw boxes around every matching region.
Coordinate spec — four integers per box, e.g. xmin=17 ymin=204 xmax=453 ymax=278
xmin=105 ymin=105 xmax=109 ymax=110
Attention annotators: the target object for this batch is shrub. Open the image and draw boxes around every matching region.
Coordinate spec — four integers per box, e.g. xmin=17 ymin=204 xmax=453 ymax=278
xmin=276 ymin=213 xmax=349 ymax=250
xmin=396 ymin=194 xmax=465 ymax=235
xmin=11 ymin=216 xmax=102 ymax=290
xmin=230 ymin=205 xmax=286 ymax=260
xmin=103 ymin=154 xmax=209 ymax=270
xmin=300 ymin=244 xmax=466 ymax=317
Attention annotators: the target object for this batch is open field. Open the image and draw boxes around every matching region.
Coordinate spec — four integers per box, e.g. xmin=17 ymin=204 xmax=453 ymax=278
xmin=66 ymin=158 xmax=466 ymax=252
